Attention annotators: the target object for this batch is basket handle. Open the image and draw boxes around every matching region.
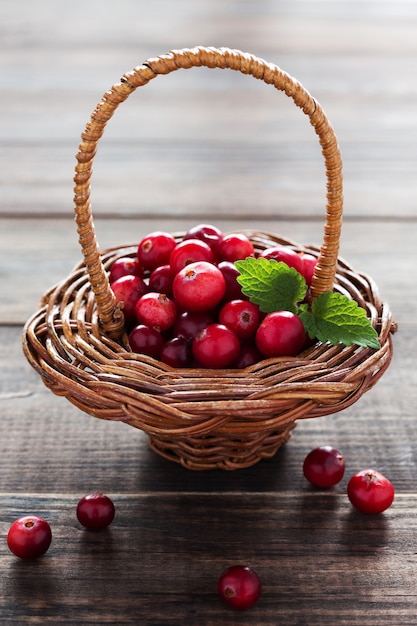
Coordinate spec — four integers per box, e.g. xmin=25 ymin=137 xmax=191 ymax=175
xmin=74 ymin=46 xmax=343 ymax=339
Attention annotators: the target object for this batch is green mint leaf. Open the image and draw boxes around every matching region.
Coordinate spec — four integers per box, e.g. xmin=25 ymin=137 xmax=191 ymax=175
xmin=298 ymin=292 xmax=380 ymax=349
xmin=235 ymin=257 xmax=307 ymax=314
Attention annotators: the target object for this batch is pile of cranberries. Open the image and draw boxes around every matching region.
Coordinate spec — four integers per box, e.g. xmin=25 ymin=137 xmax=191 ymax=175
xmin=109 ymin=224 xmax=317 ymax=368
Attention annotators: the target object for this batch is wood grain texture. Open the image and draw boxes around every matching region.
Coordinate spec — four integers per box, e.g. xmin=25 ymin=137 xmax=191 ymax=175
xmin=1 ymin=0 xmax=416 ymax=623
xmin=0 ymin=493 xmax=416 ymax=625
xmin=2 ymin=2 xmax=417 ymax=219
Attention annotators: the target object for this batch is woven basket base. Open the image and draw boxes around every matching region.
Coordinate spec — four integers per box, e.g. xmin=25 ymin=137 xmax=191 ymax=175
xmin=148 ymin=424 xmax=295 ymax=470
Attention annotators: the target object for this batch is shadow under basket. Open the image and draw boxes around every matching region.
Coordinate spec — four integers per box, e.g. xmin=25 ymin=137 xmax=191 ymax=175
xmin=22 ymin=47 xmax=397 ymax=470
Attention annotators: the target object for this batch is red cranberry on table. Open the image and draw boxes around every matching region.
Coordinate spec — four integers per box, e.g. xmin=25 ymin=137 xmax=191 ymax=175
xmin=76 ymin=493 xmax=115 ymax=530
xmin=218 ymin=565 xmax=262 ymax=610
xmin=7 ymin=515 xmax=52 ymax=559
xmin=347 ymin=469 xmax=395 ymax=514
xmin=303 ymin=446 xmax=345 ymax=488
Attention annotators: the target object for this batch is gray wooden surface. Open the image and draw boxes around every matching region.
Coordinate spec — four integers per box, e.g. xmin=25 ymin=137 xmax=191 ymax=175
xmin=1 ymin=1 xmax=416 ymax=624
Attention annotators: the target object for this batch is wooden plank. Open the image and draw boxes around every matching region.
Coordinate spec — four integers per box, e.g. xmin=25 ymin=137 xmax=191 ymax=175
xmin=0 ymin=217 xmax=411 ymax=323
xmin=2 ymin=3 xmax=417 ymax=219
xmin=0 ymin=493 xmax=416 ymax=625
xmin=2 ymin=134 xmax=416 ymax=218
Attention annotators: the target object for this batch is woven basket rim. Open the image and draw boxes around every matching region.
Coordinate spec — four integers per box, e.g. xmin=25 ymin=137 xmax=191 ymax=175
xmin=22 ymin=230 xmax=396 ymax=429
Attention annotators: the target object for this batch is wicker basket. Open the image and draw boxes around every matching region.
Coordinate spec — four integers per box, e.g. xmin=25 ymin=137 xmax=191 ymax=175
xmin=22 ymin=47 xmax=396 ymax=470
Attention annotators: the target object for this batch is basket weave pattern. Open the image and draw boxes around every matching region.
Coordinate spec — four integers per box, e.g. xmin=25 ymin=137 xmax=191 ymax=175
xmin=22 ymin=47 xmax=396 ymax=470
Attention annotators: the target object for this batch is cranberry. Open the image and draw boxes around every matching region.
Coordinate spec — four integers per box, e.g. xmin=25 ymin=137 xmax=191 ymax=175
xmin=173 ymin=310 xmax=214 ymax=340
xmin=137 ymin=231 xmax=177 ymax=271
xmin=347 ymin=469 xmax=395 ymax=514
xmin=112 ymin=226 xmax=321 ymax=370
xmin=160 ymin=336 xmax=192 ymax=367
xmin=109 ymin=256 xmax=142 ymax=283
xmin=255 ymin=311 xmax=307 ymax=357
xmin=219 ymin=299 xmax=260 ymax=339
xmin=183 ymin=223 xmax=223 ymax=255
xmin=128 ymin=324 xmax=164 ymax=358
xmin=218 ymin=233 xmax=255 ymax=262
xmin=135 ymin=292 xmax=177 ymax=332
xmin=300 ymin=253 xmax=318 ymax=286
xmin=169 ymin=238 xmax=214 ymax=274
xmin=303 ymin=446 xmax=345 ymax=488
xmin=172 ymin=261 xmax=226 ymax=312
xmin=192 ymin=324 xmax=240 ymax=368
xmin=148 ymin=264 xmax=174 ymax=296
xmin=111 ymin=275 xmax=148 ymax=326
xmin=218 ymin=565 xmax=262 ymax=610
xmin=77 ymin=493 xmax=115 ymax=530
xmin=259 ymin=245 xmax=304 ymax=275
xmin=7 ymin=516 xmax=52 ymax=559
xmin=217 ymin=260 xmax=247 ymax=301
xmin=233 ymin=341 xmax=263 ymax=368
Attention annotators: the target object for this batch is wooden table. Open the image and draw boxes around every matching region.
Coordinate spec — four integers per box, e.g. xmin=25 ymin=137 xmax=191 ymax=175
xmin=1 ymin=1 xmax=416 ymax=623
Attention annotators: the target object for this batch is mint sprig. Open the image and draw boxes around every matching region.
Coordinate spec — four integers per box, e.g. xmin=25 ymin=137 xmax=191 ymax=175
xmin=235 ymin=257 xmax=380 ymax=349
xmin=298 ymin=293 xmax=380 ymax=349
xmin=234 ymin=257 xmax=307 ymax=314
